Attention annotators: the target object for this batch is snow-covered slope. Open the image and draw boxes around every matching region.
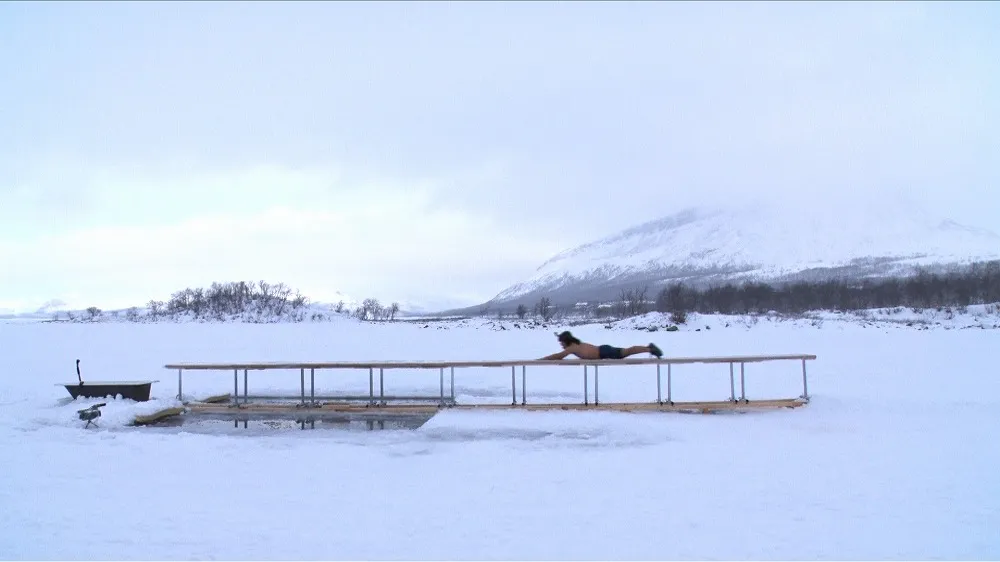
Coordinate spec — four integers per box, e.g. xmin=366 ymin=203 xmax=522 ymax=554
xmin=491 ymin=199 xmax=1000 ymax=304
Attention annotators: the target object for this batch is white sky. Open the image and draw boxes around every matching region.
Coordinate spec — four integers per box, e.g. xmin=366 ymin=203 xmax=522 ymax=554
xmin=2 ymin=1 xmax=998 ymax=312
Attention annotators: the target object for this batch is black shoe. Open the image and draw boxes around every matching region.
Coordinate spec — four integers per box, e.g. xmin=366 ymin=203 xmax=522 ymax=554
xmin=648 ymin=343 xmax=663 ymax=358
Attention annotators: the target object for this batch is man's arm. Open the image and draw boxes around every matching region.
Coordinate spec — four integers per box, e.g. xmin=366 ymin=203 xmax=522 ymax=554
xmin=539 ymin=349 xmax=571 ymax=360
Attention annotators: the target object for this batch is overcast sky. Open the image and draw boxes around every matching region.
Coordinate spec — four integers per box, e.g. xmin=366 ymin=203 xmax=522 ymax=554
xmin=2 ymin=1 xmax=998 ymax=312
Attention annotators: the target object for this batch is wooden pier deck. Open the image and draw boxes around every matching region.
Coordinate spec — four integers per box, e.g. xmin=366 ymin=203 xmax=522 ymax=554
xmin=133 ymin=354 xmax=816 ymax=426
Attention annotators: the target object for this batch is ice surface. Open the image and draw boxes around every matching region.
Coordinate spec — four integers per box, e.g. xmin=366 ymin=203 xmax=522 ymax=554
xmin=0 ymin=314 xmax=998 ymax=559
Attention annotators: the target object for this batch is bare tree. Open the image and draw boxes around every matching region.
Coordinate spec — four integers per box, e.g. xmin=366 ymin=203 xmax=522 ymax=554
xmin=615 ymin=289 xmax=629 ymax=318
xmin=148 ymin=300 xmax=163 ymax=319
xmin=357 ymin=298 xmax=382 ymax=321
xmin=516 ymin=304 xmax=528 ymax=319
xmin=630 ymin=285 xmax=650 ymax=316
xmin=534 ymin=297 xmax=553 ymax=321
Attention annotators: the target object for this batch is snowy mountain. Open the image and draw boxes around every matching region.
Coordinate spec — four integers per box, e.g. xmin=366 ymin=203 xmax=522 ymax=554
xmin=484 ymin=199 xmax=1000 ymax=308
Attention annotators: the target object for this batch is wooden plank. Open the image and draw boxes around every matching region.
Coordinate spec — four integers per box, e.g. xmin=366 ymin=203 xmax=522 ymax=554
xmin=164 ymin=354 xmax=817 ymax=371
xmin=133 ymin=407 xmax=185 ymax=425
xmin=462 ymin=399 xmax=808 ymax=412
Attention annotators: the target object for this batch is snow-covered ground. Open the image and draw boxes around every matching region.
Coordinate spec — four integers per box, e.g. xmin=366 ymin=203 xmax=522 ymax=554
xmin=1 ymin=311 xmax=998 ymax=559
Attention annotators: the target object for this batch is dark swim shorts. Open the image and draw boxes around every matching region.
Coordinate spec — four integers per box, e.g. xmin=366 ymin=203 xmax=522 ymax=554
xmin=598 ymin=345 xmax=623 ymax=359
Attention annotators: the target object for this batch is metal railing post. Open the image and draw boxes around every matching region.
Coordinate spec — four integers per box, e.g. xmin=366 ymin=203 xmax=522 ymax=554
xmin=440 ymin=367 xmax=445 ymax=405
xmin=656 ymin=363 xmax=662 ymax=404
xmin=510 ymin=366 xmax=516 ymax=405
xmin=450 ymin=367 xmax=455 ymax=403
xmin=369 ymin=368 xmax=374 ymax=406
xmin=379 ymin=368 xmax=384 ymax=405
xmin=244 ymin=369 xmax=248 ymax=405
xmin=667 ymin=363 xmax=673 ymax=404
xmin=801 ymin=359 xmax=809 ymax=399
xmin=521 ymin=365 xmax=526 ymax=405
xmin=310 ymin=368 xmax=315 ymax=405
xmin=177 ymin=369 xmax=183 ymax=401
xmin=729 ymin=363 xmax=736 ymax=402
xmin=594 ymin=365 xmax=600 ymax=405
xmin=233 ymin=369 xmax=238 ymax=406
xmin=300 ymin=368 xmax=305 ymax=406
xmin=740 ymin=362 xmax=746 ymax=402
xmin=584 ymin=365 xmax=588 ymax=405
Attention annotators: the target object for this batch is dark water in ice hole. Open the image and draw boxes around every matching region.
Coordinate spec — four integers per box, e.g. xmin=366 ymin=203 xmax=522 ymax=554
xmin=142 ymin=412 xmax=434 ymax=434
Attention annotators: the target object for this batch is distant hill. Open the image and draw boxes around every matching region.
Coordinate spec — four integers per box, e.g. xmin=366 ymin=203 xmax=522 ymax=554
xmin=456 ymin=198 xmax=1000 ymax=315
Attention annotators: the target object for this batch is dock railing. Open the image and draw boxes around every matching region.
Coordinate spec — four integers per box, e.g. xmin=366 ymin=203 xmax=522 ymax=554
xmin=165 ymin=354 xmax=816 ymax=409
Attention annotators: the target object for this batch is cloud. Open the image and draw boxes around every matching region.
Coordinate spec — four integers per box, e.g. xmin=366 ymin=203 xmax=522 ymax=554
xmin=0 ymin=165 xmax=566 ymax=312
xmin=2 ymin=1 xmax=999 ymax=311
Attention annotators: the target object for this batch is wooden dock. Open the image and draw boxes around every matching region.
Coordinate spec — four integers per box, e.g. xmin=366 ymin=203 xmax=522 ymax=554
xmin=132 ymin=354 xmax=817 ymax=427
xmin=183 ymin=397 xmax=807 ymax=416
xmin=133 ymin=396 xmax=807 ymax=427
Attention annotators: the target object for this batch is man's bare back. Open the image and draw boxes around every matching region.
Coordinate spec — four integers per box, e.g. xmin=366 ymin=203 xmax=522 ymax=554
xmin=540 ymin=342 xmax=601 ymax=360
xmin=540 ymin=331 xmax=663 ymax=361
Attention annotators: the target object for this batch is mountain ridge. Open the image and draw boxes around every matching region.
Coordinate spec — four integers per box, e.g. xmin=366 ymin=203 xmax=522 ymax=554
xmin=478 ymin=199 xmax=1000 ymax=311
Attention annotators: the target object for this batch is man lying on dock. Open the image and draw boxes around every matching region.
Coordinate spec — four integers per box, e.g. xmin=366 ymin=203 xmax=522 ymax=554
xmin=540 ymin=330 xmax=663 ymax=361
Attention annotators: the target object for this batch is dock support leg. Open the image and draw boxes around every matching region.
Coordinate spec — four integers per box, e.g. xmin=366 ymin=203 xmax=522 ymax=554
xmin=521 ymin=365 xmax=526 ymax=405
xmin=740 ymin=362 xmax=746 ymax=403
xmin=244 ymin=369 xmax=248 ymax=405
xmin=177 ymin=369 xmax=183 ymax=402
xmin=801 ymin=359 xmax=809 ymax=400
xmin=380 ymin=368 xmax=385 ymax=406
xmin=667 ymin=364 xmax=673 ymax=405
xmin=595 ymin=365 xmax=600 ymax=405
xmin=510 ymin=366 xmax=516 ymax=406
xmin=729 ymin=363 xmax=736 ymax=402
xmin=656 ymin=364 xmax=662 ymax=404
xmin=584 ymin=366 xmax=588 ymax=405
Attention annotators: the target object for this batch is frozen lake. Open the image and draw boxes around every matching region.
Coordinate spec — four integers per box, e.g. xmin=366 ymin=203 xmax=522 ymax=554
xmin=1 ymin=314 xmax=997 ymax=559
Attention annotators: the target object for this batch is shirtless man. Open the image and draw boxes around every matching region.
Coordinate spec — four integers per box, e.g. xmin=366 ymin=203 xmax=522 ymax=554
xmin=539 ymin=330 xmax=663 ymax=360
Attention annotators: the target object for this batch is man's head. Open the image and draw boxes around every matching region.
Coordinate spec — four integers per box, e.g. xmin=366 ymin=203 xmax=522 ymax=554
xmin=555 ymin=331 xmax=581 ymax=348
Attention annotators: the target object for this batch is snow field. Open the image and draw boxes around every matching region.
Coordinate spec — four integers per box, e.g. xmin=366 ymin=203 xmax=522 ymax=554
xmin=0 ymin=315 xmax=997 ymax=559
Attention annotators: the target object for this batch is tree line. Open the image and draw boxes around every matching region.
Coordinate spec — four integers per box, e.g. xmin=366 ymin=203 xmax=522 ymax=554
xmin=56 ymin=261 xmax=1000 ymax=324
xmin=654 ymin=261 xmax=1000 ymax=319
xmin=501 ymin=261 xmax=1000 ymax=323
xmin=58 ymin=281 xmax=409 ymax=324
xmin=147 ymin=281 xmax=309 ymax=320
